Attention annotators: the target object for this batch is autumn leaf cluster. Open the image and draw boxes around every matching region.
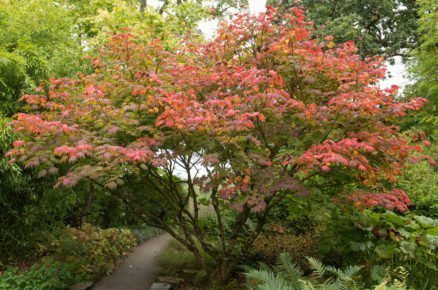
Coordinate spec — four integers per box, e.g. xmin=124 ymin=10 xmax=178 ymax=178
xmin=7 ymin=7 xmax=431 ymax=212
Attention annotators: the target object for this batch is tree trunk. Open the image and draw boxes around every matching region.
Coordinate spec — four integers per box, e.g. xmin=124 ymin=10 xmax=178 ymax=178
xmin=139 ymin=0 xmax=147 ymax=13
xmin=159 ymin=0 xmax=169 ymax=14
xmin=80 ymin=191 xmax=95 ymax=225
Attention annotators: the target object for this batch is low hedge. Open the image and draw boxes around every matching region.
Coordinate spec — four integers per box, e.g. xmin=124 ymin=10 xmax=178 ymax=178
xmin=1 ymin=224 xmax=137 ymax=290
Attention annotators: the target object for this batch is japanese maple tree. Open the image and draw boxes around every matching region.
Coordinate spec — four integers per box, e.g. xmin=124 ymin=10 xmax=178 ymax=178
xmin=7 ymin=6 xmax=432 ymax=283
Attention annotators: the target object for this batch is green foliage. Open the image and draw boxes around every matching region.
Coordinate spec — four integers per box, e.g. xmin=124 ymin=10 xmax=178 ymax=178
xmin=0 ymin=259 xmax=74 ymax=290
xmin=267 ymin=0 xmax=418 ymax=60
xmin=157 ymin=240 xmax=200 ymax=273
xmin=163 ymin=1 xmax=210 ymax=36
xmin=198 ymin=214 xmax=221 ymax=237
xmin=269 ymin=190 xmax=331 ymax=234
xmin=245 ymin=253 xmax=363 ymax=290
xmin=0 ymin=115 xmax=22 ymax=187
xmin=1 ymin=115 xmax=78 ymax=261
xmin=403 ymin=0 xmax=437 ymax=138
xmin=14 ymin=45 xmax=49 ymax=85
xmin=0 ymin=51 xmax=28 ymax=115
xmin=391 ymin=3 xmax=438 ymax=286
xmin=411 ymin=0 xmax=438 ymax=98
xmin=197 ymin=210 xmax=237 ymax=241
xmin=0 ymin=0 xmax=84 ymax=116
xmin=40 ymin=224 xmax=136 ymax=280
xmin=397 ymin=148 xmax=438 ymax=218
xmin=63 ymin=0 xmax=212 ymax=49
xmin=322 ymin=208 xmax=438 ymax=289
xmin=0 ymin=224 xmax=137 ymax=289
xmin=146 ymin=0 xmax=248 ymax=18
xmin=128 ymin=225 xmax=162 ymax=244
xmin=0 ymin=1 xmax=88 ymax=256
xmin=77 ymin=0 xmax=167 ymax=45
xmin=0 ymin=187 xmax=77 ymax=261
xmin=0 ymin=0 xmax=83 ymax=77
xmin=156 ymin=239 xmax=214 ymax=286
xmin=251 ymin=230 xmax=322 ymax=268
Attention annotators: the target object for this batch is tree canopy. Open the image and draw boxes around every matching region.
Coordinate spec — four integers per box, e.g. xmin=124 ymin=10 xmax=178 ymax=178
xmin=268 ymin=0 xmax=419 ymax=60
xmin=404 ymin=0 xmax=437 ymax=138
xmin=7 ymin=6 xmax=433 ymax=283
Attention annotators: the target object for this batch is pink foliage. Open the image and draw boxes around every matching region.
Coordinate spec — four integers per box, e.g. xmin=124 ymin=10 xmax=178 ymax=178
xmin=5 ymin=6 xmax=433 ymax=214
xmin=350 ymin=189 xmax=412 ymax=213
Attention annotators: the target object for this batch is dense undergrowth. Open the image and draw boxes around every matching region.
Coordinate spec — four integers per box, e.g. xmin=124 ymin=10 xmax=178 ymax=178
xmin=155 ymin=193 xmax=437 ymax=289
xmin=0 ymin=225 xmax=160 ymax=290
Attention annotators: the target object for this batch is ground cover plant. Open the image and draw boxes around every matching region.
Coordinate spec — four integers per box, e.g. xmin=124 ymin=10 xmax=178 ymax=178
xmin=245 ymin=252 xmax=411 ymax=290
xmin=6 ymin=4 xmax=435 ymax=287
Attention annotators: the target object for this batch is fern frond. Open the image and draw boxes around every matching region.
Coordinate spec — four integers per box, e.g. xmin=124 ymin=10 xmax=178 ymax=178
xmin=258 ymin=261 xmax=272 ymax=272
xmin=373 ymin=280 xmax=389 ymax=290
xmin=244 ymin=255 xmax=364 ymax=290
xmin=300 ymin=279 xmax=316 ymax=290
xmin=338 ymin=265 xmax=362 ymax=280
xmin=332 ymin=279 xmax=348 ymax=290
xmin=275 ymin=252 xmax=304 ymax=287
xmin=325 ymin=265 xmax=339 ymax=276
xmin=245 ymin=269 xmax=294 ymax=290
xmin=306 ymin=257 xmax=326 ymax=279
xmin=240 ymin=264 xmax=254 ymax=273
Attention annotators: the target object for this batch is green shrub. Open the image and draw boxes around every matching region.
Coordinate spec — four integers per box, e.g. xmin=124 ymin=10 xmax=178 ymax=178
xmin=0 ymin=224 xmax=137 ymax=289
xmin=198 ymin=215 xmax=221 ymax=237
xmin=129 ymin=225 xmax=162 ymax=244
xmin=41 ymin=224 xmax=136 ymax=280
xmin=321 ymin=208 xmax=438 ymax=289
xmin=0 ymin=115 xmax=77 ymax=262
xmin=156 ymin=239 xmax=200 ymax=274
xmin=0 ymin=50 xmax=28 ymax=116
xmin=156 ymin=239 xmax=215 ymax=286
xmin=268 ymin=193 xmax=327 ymax=235
xmin=397 ymin=146 xmax=438 ymax=218
xmin=250 ymin=230 xmax=322 ymax=268
xmin=0 ymin=259 xmax=74 ymax=290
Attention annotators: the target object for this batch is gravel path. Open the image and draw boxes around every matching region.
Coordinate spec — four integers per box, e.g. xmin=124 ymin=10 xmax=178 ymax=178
xmin=92 ymin=233 xmax=172 ymax=290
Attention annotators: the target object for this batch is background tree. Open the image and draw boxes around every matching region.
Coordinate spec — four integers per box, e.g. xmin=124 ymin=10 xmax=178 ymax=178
xmin=0 ymin=0 xmax=86 ymax=260
xmin=396 ymin=0 xmax=437 ymax=217
xmin=0 ymin=52 xmax=31 ymax=116
xmin=8 ymin=7 xmax=430 ymax=284
xmin=268 ymin=0 xmax=419 ymax=60
xmin=0 ymin=0 xmax=86 ymax=116
xmin=0 ymin=114 xmax=80 ymax=260
xmin=403 ymin=0 xmax=437 ymax=137
xmin=153 ymin=0 xmax=248 ymax=17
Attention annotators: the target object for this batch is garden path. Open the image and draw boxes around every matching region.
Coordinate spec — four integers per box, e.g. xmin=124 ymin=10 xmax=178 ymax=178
xmin=92 ymin=233 xmax=172 ymax=290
